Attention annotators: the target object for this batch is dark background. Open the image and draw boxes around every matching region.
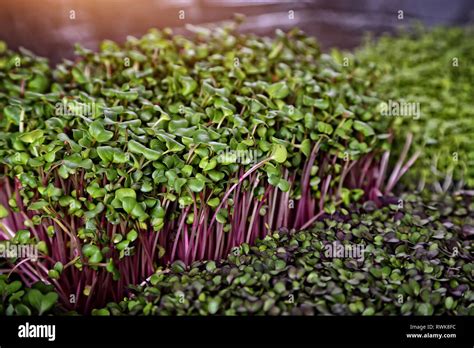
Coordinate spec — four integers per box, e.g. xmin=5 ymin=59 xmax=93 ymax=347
xmin=1 ymin=0 xmax=473 ymax=64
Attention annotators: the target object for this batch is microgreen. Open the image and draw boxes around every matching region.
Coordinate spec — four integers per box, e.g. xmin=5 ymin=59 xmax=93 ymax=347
xmin=351 ymin=25 xmax=474 ymax=189
xmin=94 ymin=192 xmax=473 ymax=316
xmin=0 ymin=21 xmax=419 ymax=312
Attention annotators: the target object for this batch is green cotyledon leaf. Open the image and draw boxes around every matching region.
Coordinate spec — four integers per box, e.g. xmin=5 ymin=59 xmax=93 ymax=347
xmin=128 ymin=140 xmax=162 ymax=160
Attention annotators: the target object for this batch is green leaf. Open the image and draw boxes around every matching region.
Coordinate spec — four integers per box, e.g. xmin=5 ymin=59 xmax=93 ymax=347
xmin=28 ymin=200 xmax=49 ymax=211
xmin=127 ymin=229 xmax=138 ymax=242
xmin=216 ymin=209 xmax=227 ymax=224
xmin=4 ymin=105 xmax=22 ymax=125
xmin=171 ymin=260 xmax=186 ymax=273
xmin=26 ymin=289 xmax=58 ymax=315
xmin=268 ymin=41 xmax=284 ymax=59
xmin=131 ymin=203 xmax=147 ymax=221
xmin=275 ymin=259 xmax=286 ymax=270
xmin=267 ymin=81 xmax=289 ymax=99
xmin=353 ymin=121 xmax=375 ymax=137
xmin=445 ymin=296 xmax=454 ymax=310
xmin=206 ymin=261 xmax=217 ymax=272
xmin=9 ymin=152 xmax=29 ymax=165
xmin=341 ymin=188 xmax=350 ymax=206
xmin=82 ymin=244 xmax=103 ymax=264
xmin=317 ymin=122 xmax=333 ymax=135
xmin=19 ymin=129 xmax=44 ymax=143
xmin=271 ymin=144 xmax=287 ymax=163
xmin=128 ymin=140 xmax=162 ymax=160
xmin=72 ymin=67 xmax=87 ymax=84
xmin=117 ymin=240 xmax=130 ymax=251
xmin=122 ymin=197 xmax=137 ymax=214
xmin=48 ymin=269 xmax=60 ymax=279
xmin=0 ymin=203 xmax=9 ymax=218
xmin=207 ymin=298 xmax=220 ymax=314
xmin=5 ymin=281 xmax=22 ymax=295
xmin=89 ymin=120 xmax=114 ymax=143
xmin=188 ymin=178 xmax=205 ymax=192
xmin=174 ymin=178 xmax=187 ymax=194
xmin=362 ymin=307 xmax=375 ymax=316
xmin=207 ymin=170 xmax=225 ymax=182
xmin=301 ymin=139 xmax=311 ymax=157
xmin=306 ymin=272 xmax=318 ymax=284
xmin=314 ymin=98 xmax=329 ymax=110
xmin=63 ymin=154 xmax=93 ymax=170
xmin=28 ymin=73 xmax=49 ymax=93
xmin=274 ymin=282 xmax=286 ymax=294
xmin=417 ymin=303 xmax=434 ymax=316
xmin=115 ymin=188 xmax=136 ymax=200
xmin=268 ymin=174 xmax=280 ymax=186
xmin=156 ymin=132 xmax=185 ymax=153
xmin=25 ymin=289 xmax=42 ymax=313
xmin=53 ymin=262 xmax=64 ymax=273
xmin=15 ymin=304 xmax=32 ymax=316
xmin=179 ymin=76 xmax=198 ymax=96
xmin=9 ymin=290 xmax=25 ymax=303
xmin=97 ymin=146 xmax=128 ymax=164
xmin=369 ymin=267 xmax=382 ymax=279
xmin=409 ymin=279 xmax=421 ymax=296
xmin=37 ymin=241 xmax=48 ymax=254
xmin=86 ymin=183 xmax=106 ymax=199
xmin=207 ymin=197 xmax=220 ymax=208
xmin=277 ymin=179 xmax=290 ymax=192
xmin=92 ymin=308 xmax=110 ymax=316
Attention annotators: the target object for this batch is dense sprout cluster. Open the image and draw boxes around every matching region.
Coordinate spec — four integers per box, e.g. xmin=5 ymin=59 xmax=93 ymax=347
xmin=0 ymin=43 xmax=50 ymax=98
xmin=0 ymin=275 xmax=58 ymax=316
xmin=352 ymin=26 xmax=474 ymax=188
xmin=1 ymin=24 xmax=389 ymax=231
xmin=94 ymin=192 xmax=473 ymax=316
xmin=0 ymin=22 xmax=404 ymax=312
xmin=1 ymin=23 xmax=470 ymax=315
